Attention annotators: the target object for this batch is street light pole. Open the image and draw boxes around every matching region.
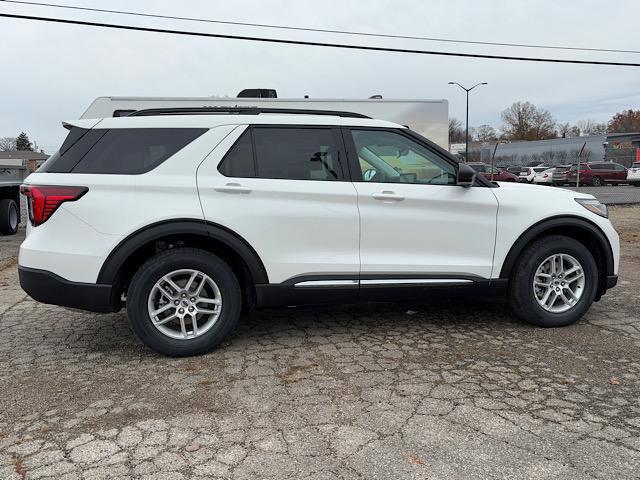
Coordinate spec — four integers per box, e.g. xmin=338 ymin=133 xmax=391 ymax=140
xmin=448 ymin=82 xmax=487 ymax=162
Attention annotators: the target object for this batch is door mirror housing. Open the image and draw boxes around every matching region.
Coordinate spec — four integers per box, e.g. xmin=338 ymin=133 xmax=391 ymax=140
xmin=457 ymin=163 xmax=476 ymax=187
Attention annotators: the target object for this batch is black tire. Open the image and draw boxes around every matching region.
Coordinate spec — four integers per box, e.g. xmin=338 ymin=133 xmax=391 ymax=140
xmin=509 ymin=235 xmax=598 ymax=328
xmin=633 ymin=183 xmax=640 ymax=187
xmin=127 ymin=248 xmax=241 ymax=357
xmin=591 ymin=176 xmax=602 ymax=187
xmin=0 ymin=198 xmax=19 ymax=235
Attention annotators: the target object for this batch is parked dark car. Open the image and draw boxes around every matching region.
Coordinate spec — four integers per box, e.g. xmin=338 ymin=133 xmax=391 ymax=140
xmin=551 ymin=165 xmax=573 ymax=185
xmin=467 ymin=163 xmax=518 ymax=182
xmin=566 ymin=162 xmax=628 ymax=186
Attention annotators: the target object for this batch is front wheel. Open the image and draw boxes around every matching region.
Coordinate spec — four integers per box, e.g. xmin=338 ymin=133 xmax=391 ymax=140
xmin=127 ymin=248 xmax=241 ymax=357
xmin=591 ymin=176 xmax=603 ymax=187
xmin=509 ymin=235 xmax=598 ymax=327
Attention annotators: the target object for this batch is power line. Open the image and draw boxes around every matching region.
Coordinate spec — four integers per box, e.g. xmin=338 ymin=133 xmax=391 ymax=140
xmin=1 ymin=12 xmax=640 ymax=67
xmin=1 ymin=0 xmax=639 ymax=55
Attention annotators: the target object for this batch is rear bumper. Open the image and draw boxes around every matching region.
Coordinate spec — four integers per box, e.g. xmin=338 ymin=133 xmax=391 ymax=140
xmin=19 ymin=266 xmax=119 ymax=313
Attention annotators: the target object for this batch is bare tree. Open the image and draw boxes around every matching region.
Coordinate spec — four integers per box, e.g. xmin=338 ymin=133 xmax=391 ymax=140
xmin=501 ymin=101 xmax=557 ymax=141
xmin=474 ymin=124 xmax=497 ymax=142
xmin=0 ymin=136 xmax=16 ymax=151
xmin=557 ymin=123 xmax=571 ymax=138
xmin=556 ymin=151 xmax=569 ymax=163
xmin=576 ymin=119 xmax=607 ymax=135
xmin=540 ymin=151 xmax=556 ymax=164
xmin=448 ymin=118 xmax=465 ymax=143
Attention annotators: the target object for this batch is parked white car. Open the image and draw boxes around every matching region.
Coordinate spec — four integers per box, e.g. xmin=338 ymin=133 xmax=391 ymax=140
xmin=533 ymin=167 xmax=556 ymax=185
xmin=18 ymin=107 xmax=619 ymax=356
xmin=627 ymin=161 xmax=640 ymax=186
xmin=519 ymin=166 xmax=549 ymax=183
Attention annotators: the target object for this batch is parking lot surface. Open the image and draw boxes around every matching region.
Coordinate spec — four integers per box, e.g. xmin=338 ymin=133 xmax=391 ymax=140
xmin=1 ymin=206 xmax=639 ymax=480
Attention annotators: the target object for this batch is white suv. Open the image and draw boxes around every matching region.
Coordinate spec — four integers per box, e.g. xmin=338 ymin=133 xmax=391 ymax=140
xmin=19 ymin=108 xmax=619 ymax=356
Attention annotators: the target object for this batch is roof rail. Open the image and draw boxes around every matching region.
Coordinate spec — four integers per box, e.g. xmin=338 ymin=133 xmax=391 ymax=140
xmin=123 ymin=107 xmax=371 ymax=119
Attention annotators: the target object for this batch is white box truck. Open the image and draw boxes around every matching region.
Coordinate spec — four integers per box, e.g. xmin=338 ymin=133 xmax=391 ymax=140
xmin=81 ymin=96 xmax=449 ymax=149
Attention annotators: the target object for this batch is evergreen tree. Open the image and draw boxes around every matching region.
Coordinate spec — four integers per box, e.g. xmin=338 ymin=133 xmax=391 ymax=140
xmin=16 ymin=132 xmax=33 ymax=151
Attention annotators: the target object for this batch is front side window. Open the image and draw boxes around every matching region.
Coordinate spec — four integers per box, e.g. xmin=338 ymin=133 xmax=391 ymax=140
xmin=350 ymin=130 xmax=456 ymax=185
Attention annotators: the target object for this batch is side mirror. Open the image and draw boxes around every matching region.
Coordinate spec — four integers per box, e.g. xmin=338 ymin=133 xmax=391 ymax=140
xmin=457 ymin=163 xmax=476 ymax=187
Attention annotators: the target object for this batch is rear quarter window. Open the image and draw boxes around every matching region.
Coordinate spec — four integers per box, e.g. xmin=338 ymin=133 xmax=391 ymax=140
xmin=42 ymin=127 xmax=207 ymax=174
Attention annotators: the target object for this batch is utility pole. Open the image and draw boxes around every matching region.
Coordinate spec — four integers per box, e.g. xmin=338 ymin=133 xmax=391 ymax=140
xmin=448 ymin=82 xmax=487 ymax=162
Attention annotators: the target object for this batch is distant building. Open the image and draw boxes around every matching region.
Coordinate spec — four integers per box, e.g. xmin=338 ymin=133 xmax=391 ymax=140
xmin=0 ymin=150 xmax=49 ymax=172
xmin=465 ymin=132 xmax=640 ymax=167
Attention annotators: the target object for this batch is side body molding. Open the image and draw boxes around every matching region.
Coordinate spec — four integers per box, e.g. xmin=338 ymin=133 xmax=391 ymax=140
xmin=97 ymin=219 xmax=269 ymax=285
xmin=499 ymin=215 xmax=615 ymax=280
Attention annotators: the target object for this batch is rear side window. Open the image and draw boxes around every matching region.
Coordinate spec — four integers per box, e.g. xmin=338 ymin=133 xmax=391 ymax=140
xmin=218 ymin=127 xmax=344 ymax=181
xmin=42 ymin=128 xmax=206 ymax=174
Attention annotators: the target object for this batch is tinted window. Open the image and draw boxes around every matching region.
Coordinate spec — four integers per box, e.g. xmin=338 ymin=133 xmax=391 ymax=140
xmin=218 ymin=129 xmax=255 ymax=177
xmin=468 ymin=164 xmax=486 ymax=173
xmin=71 ymin=128 xmax=206 ymax=174
xmin=591 ymin=163 xmax=605 ymax=170
xmin=351 ymin=130 xmax=456 ymax=185
xmin=40 ymin=128 xmax=106 ymax=173
xmin=252 ymin=128 xmax=343 ymax=181
xmin=614 ymin=163 xmax=626 ymax=171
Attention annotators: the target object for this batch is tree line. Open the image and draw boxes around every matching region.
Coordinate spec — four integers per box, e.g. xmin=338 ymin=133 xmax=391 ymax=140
xmin=450 ymin=104 xmax=640 ymax=144
xmin=0 ymin=132 xmax=36 ymax=152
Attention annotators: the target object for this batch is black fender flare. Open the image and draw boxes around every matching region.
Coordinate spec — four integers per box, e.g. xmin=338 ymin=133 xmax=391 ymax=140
xmin=97 ymin=219 xmax=268 ymax=285
xmin=499 ymin=215 xmax=615 ymax=280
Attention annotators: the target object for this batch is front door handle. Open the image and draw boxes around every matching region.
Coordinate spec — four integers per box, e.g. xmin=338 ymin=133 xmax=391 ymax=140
xmin=214 ymin=183 xmax=252 ymax=194
xmin=372 ymin=191 xmax=404 ymax=202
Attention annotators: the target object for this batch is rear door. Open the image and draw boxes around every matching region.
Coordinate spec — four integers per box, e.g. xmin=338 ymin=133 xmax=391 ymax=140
xmin=197 ymin=125 xmax=360 ymax=285
xmin=343 ymin=127 xmax=498 ymax=282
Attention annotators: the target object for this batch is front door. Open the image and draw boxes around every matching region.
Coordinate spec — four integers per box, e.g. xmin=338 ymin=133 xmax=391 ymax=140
xmin=343 ymin=128 xmax=499 ymax=283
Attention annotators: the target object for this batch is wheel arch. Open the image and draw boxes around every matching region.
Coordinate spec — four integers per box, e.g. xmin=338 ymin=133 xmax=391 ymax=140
xmin=499 ymin=215 xmax=614 ymax=296
xmin=98 ymin=219 xmax=268 ymax=306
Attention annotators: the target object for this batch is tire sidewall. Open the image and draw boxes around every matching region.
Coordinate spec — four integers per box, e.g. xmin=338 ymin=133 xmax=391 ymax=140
xmin=512 ymin=238 xmax=598 ymax=327
xmin=127 ymin=250 xmax=241 ymax=356
xmin=0 ymin=199 xmax=19 ymax=235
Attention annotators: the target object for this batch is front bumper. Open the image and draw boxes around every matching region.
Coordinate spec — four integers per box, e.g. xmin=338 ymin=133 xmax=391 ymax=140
xmin=19 ymin=266 xmax=119 ymax=313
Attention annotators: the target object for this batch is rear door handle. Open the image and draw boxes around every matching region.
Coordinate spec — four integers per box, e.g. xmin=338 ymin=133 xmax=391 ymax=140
xmin=214 ymin=183 xmax=252 ymax=194
xmin=372 ymin=191 xmax=404 ymax=202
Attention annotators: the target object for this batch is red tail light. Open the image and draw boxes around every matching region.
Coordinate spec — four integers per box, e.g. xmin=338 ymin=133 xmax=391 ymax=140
xmin=20 ymin=185 xmax=88 ymax=226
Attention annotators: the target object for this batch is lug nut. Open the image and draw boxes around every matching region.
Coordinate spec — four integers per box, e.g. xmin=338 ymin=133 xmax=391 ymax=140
xmin=174 ymin=300 xmax=179 ymax=306
xmin=190 ymin=297 xmax=196 ymax=302
xmin=181 ymin=293 xmax=187 ymax=298
xmin=178 ymin=308 xmax=184 ymax=314
xmin=188 ymin=306 xmax=194 ymax=312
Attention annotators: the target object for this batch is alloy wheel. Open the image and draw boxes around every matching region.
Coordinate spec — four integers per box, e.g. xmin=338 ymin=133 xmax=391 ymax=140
xmin=532 ymin=254 xmax=585 ymax=313
xmin=147 ymin=269 xmax=222 ymax=340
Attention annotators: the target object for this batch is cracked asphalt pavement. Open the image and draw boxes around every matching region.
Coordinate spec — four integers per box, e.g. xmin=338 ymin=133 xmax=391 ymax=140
xmin=1 ymin=206 xmax=639 ymax=480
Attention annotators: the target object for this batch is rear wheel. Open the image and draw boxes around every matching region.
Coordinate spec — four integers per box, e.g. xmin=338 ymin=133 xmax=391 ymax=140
xmin=127 ymin=248 xmax=241 ymax=357
xmin=591 ymin=176 xmax=603 ymax=186
xmin=0 ymin=199 xmax=19 ymax=235
xmin=509 ymin=235 xmax=598 ymax=327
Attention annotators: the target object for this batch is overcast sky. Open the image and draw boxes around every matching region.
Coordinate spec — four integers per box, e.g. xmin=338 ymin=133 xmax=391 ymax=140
xmin=1 ymin=0 xmax=639 ymax=152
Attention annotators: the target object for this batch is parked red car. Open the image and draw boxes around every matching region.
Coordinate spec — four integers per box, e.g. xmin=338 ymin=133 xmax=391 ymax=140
xmin=467 ymin=163 xmax=518 ymax=182
xmin=566 ymin=162 xmax=628 ymax=186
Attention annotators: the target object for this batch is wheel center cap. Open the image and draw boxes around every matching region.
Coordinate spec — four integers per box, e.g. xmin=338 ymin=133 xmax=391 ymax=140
xmin=182 ymin=300 xmax=189 ymax=307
